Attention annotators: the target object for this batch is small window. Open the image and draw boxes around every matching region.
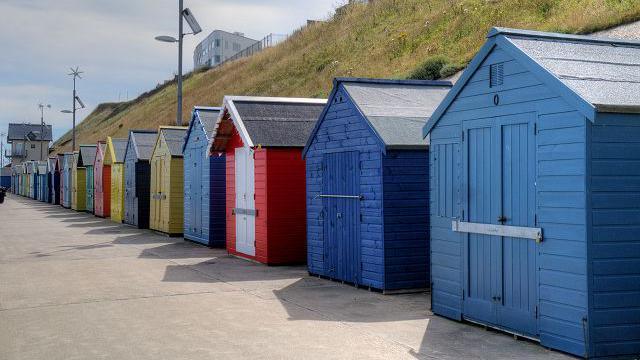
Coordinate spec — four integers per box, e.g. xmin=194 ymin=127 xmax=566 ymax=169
xmin=490 ymin=63 xmax=504 ymax=87
xmin=31 ymin=144 xmax=36 ymax=149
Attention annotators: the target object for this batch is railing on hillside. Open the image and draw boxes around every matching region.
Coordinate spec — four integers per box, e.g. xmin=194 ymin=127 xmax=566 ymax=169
xmin=220 ymin=33 xmax=288 ymax=66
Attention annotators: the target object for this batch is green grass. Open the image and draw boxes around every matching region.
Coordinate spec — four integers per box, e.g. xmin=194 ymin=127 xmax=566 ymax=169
xmin=51 ymin=0 xmax=640 ymax=152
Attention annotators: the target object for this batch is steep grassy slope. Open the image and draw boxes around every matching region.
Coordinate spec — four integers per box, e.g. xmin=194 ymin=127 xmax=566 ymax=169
xmin=51 ymin=0 xmax=640 ymax=152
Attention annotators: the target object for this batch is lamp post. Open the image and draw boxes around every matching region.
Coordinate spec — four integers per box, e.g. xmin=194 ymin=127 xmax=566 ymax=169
xmin=155 ymin=2 xmax=202 ymax=126
xmin=0 ymin=131 xmax=5 ymax=168
xmin=64 ymin=67 xmax=85 ymax=152
xmin=38 ymin=103 xmax=51 ymax=160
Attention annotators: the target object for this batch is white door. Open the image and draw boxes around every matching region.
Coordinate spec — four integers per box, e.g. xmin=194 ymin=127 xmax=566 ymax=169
xmin=235 ymin=147 xmax=255 ymax=256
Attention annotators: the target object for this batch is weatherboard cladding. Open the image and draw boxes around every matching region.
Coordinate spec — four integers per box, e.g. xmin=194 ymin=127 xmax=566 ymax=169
xmin=184 ymin=108 xmax=225 ymax=247
xmin=305 ymin=78 xmax=448 ymax=291
xmin=423 ymin=27 xmax=640 ymax=358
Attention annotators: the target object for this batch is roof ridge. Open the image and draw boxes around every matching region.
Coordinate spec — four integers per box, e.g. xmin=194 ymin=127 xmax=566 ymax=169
xmin=489 ymin=27 xmax=640 ymax=47
xmin=335 ymin=77 xmax=452 ymax=87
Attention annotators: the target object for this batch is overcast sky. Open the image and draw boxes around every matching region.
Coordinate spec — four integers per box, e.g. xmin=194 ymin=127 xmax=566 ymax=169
xmin=0 ymin=0 xmax=339 ymax=162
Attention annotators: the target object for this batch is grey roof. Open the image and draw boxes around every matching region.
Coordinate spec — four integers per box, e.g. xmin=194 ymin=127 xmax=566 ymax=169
xmin=232 ymin=99 xmax=326 ymax=147
xmin=79 ymin=145 xmax=97 ymax=167
xmin=131 ymin=131 xmax=158 ymax=160
xmin=37 ymin=161 xmax=48 ymax=174
xmin=196 ymin=107 xmax=222 ymax=139
xmin=343 ymin=82 xmax=451 ymax=147
xmin=0 ymin=167 xmax=11 ymax=176
xmin=111 ymin=139 xmax=128 ymax=162
xmin=7 ymin=123 xmax=53 ymax=141
xmin=501 ymin=29 xmax=640 ymax=113
xmin=161 ymin=128 xmax=187 ymax=157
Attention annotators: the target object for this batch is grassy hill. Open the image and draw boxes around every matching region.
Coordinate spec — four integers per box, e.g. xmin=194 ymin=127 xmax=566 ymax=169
xmin=51 ymin=0 xmax=640 ymax=152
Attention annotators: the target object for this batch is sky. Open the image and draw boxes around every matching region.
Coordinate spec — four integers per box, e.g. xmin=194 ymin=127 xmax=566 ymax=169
xmin=0 ymin=0 xmax=340 ymax=164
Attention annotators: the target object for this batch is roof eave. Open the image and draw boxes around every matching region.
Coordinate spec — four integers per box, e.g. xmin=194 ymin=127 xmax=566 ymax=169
xmin=595 ymin=104 xmax=640 ymax=114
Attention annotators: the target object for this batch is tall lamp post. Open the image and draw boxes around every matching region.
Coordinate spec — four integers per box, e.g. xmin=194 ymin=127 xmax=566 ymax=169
xmin=155 ymin=2 xmax=202 ymax=126
xmin=38 ymin=103 xmax=51 ymax=160
xmin=63 ymin=67 xmax=85 ymax=152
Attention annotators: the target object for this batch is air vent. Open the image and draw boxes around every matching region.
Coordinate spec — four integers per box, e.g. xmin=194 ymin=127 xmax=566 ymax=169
xmin=490 ymin=63 xmax=504 ymax=87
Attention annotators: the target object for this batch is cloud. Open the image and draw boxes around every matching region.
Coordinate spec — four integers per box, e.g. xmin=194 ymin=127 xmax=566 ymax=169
xmin=0 ymin=0 xmax=339 ymax=162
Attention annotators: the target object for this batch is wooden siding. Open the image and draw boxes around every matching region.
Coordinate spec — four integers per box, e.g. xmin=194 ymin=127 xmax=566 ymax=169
xmin=110 ymin=163 xmax=125 ymax=223
xmin=429 ymin=46 xmax=588 ymax=357
xmin=589 ymin=113 xmax=640 ymax=358
xmin=382 ymin=150 xmax=430 ymax=290
xmin=305 ymin=86 xmax=385 ymax=289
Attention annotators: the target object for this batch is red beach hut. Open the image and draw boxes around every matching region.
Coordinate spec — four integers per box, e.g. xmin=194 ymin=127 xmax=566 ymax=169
xmin=209 ymin=96 xmax=326 ymax=265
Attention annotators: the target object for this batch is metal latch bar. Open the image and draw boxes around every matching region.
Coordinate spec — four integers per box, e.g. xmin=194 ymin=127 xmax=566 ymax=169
xmin=452 ymin=220 xmax=543 ymax=243
xmin=314 ymin=194 xmax=363 ymax=200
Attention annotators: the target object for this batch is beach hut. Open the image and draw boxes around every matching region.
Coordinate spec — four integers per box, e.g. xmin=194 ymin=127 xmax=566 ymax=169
xmin=0 ymin=166 xmax=11 ymax=189
xmin=183 ymin=106 xmax=225 ymax=247
xmin=105 ymin=137 xmax=127 ymax=222
xmin=56 ymin=154 xmax=65 ymax=205
xmin=23 ymin=164 xmax=29 ymax=197
xmin=422 ymin=28 xmax=640 ymax=358
xmin=48 ymin=157 xmax=59 ymax=204
xmin=37 ymin=161 xmax=48 ymax=202
xmin=71 ymin=151 xmax=86 ymax=211
xmin=209 ymin=96 xmax=326 ymax=264
xmin=149 ymin=126 xmax=187 ymax=235
xmin=94 ymin=142 xmax=110 ymax=217
xmin=76 ymin=145 xmax=97 ymax=213
xmin=62 ymin=153 xmax=73 ymax=208
xmin=123 ymin=130 xmax=157 ymax=229
xmin=27 ymin=161 xmax=37 ymax=199
xmin=303 ymin=78 xmax=451 ymax=291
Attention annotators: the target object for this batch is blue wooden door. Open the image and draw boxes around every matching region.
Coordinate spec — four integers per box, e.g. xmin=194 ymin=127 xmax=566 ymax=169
xmin=192 ymin=147 xmax=202 ymax=238
xmin=463 ymin=113 xmax=538 ymax=337
xmin=323 ymin=152 xmax=360 ymax=284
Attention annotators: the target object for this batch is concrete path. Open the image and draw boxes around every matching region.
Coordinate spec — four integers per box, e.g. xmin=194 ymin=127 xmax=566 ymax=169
xmin=0 ymin=195 xmax=572 ymax=359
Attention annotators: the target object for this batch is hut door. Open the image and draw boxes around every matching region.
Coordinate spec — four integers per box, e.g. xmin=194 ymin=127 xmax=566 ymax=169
xmin=192 ymin=150 xmax=202 ymax=236
xmin=322 ymin=152 xmax=360 ymax=284
xmin=235 ymin=147 xmax=255 ymax=256
xmin=463 ymin=113 xmax=537 ymax=337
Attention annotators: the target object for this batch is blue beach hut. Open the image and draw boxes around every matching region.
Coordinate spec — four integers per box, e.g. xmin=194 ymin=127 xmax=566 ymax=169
xmin=422 ymin=28 xmax=640 ymax=358
xmin=183 ymin=106 xmax=226 ymax=247
xmin=303 ymin=78 xmax=451 ymax=292
xmin=48 ymin=157 xmax=58 ymax=204
xmin=123 ymin=130 xmax=157 ymax=229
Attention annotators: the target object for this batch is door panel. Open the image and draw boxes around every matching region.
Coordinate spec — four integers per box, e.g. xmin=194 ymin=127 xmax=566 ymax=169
xmin=463 ymin=113 xmax=538 ymax=337
xmin=323 ymin=152 xmax=360 ymax=284
xmin=235 ymin=147 xmax=255 ymax=256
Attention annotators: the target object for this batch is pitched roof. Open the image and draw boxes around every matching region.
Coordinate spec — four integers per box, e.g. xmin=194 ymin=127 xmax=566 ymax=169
xmin=37 ymin=161 xmax=48 ymax=174
xmin=7 ymin=123 xmax=53 ymax=141
xmin=48 ymin=157 xmax=57 ymax=171
xmin=127 ymin=130 xmax=157 ymax=161
xmin=495 ymin=28 xmax=640 ymax=113
xmin=424 ymin=27 xmax=640 ymax=136
xmin=211 ymin=96 xmax=326 ymax=151
xmin=78 ymin=145 xmax=97 ymax=167
xmin=183 ymin=107 xmax=222 ymax=152
xmin=106 ymin=137 xmax=128 ymax=163
xmin=159 ymin=127 xmax=188 ymax=157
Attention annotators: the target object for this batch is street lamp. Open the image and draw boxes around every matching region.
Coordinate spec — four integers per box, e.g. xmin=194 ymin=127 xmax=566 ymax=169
xmin=38 ymin=103 xmax=51 ymax=160
xmin=155 ymin=2 xmax=202 ymax=126
xmin=64 ymin=67 xmax=85 ymax=152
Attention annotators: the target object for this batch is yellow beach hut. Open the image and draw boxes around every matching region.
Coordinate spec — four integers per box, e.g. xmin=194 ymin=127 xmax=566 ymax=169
xmin=149 ymin=126 xmax=187 ymax=235
xmin=71 ymin=150 xmax=86 ymax=211
xmin=105 ymin=136 xmax=128 ymax=223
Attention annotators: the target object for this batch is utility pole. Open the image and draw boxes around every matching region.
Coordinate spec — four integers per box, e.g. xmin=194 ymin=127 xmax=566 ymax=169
xmin=177 ymin=0 xmax=184 ymax=126
xmin=66 ymin=67 xmax=84 ymax=152
xmin=38 ymin=103 xmax=51 ymax=160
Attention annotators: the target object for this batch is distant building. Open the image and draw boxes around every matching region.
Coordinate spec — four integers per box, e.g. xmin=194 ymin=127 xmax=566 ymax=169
xmin=193 ymin=30 xmax=258 ymax=70
xmin=6 ymin=123 xmax=53 ymax=166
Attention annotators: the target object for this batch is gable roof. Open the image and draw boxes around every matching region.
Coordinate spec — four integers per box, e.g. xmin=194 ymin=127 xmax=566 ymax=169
xmin=423 ymin=27 xmax=640 ymax=137
xmin=105 ymin=137 xmax=128 ymax=164
xmin=77 ymin=145 xmax=97 ymax=167
xmin=125 ymin=130 xmax=158 ymax=161
xmin=303 ymin=78 xmax=451 ymax=157
xmin=183 ymin=107 xmax=222 ymax=152
xmin=210 ymin=96 xmax=327 ymax=151
xmin=37 ymin=161 xmax=48 ymax=174
xmin=7 ymin=123 xmax=53 ymax=141
xmin=48 ymin=157 xmax=57 ymax=171
xmin=154 ymin=126 xmax=188 ymax=158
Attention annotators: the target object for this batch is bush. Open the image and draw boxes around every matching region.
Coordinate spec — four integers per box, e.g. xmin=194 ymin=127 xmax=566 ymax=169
xmin=407 ymin=55 xmax=457 ymax=80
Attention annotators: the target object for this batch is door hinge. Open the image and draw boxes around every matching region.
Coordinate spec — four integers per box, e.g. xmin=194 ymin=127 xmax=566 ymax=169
xmin=461 ymin=131 xmax=465 ymax=142
xmin=534 ymin=122 xmax=538 ymax=135
xmin=534 ymin=213 xmax=538 ymax=226
xmin=535 ymin=305 xmax=538 ymax=319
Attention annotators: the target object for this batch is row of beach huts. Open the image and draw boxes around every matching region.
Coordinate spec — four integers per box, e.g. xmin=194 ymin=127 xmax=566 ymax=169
xmin=8 ymin=28 xmax=640 ymax=358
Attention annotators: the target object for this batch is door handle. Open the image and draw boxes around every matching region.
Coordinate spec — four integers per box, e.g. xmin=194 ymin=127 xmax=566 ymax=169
xmin=497 ymin=215 xmax=507 ymax=224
